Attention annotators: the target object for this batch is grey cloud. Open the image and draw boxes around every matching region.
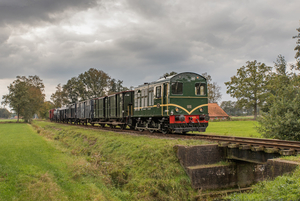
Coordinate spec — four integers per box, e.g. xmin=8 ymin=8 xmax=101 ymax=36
xmin=1 ymin=0 xmax=300 ymax=103
xmin=117 ymin=35 xmax=156 ymax=52
xmin=0 ymin=0 xmax=97 ymax=26
xmin=125 ymin=0 xmax=165 ymax=19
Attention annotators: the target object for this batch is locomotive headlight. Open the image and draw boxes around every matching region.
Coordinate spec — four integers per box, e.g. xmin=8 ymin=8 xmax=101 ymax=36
xmin=199 ymin=107 xmax=203 ymax=112
xmin=175 ymin=107 xmax=179 ymax=113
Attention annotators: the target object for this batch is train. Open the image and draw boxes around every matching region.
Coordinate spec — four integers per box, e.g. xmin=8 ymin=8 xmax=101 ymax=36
xmin=49 ymin=72 xmax=210 ymax=134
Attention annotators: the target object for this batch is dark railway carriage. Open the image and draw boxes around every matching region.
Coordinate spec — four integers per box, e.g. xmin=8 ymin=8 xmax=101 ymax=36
xmin=103 ymin=91 xmax=134 ymax=128
xmin=106 ymin=94 xmax=118 ymax=119
xmin=94 ymin=96 xmax=106 ymax=119
xmin=133 ymin=72 xmax=209 ymax=133
xmin=65 ymin=103 xmax=76 ymax=123
xmin=57 ymin=107 xmax=67 ymax=122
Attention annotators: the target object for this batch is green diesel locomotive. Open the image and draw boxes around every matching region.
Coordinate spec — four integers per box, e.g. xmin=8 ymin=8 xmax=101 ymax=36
xmin=132 ymin=72 xmax=209 ymax=133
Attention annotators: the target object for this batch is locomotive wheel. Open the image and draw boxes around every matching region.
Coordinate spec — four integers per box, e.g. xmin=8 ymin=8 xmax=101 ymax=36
xmin=138 ymin=128 xmax=144 ymax=132
xmin=149 ymin=129 xmax=155 ymax=133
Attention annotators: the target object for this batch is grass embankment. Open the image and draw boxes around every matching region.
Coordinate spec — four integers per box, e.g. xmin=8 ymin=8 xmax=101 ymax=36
xmin=0 ymin=122 xmax=211 ymax=200
xmin=0 ymin=123 xmax=111 ymax=200
xmin=227 ymin=166 xmax=300 ymax=200
xmin=206 ymin=121 xmax=261 ymax=138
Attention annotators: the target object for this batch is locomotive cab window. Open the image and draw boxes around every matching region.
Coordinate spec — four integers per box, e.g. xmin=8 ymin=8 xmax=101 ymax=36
xmin=171 ymin=82 xmax=183 ymax=95
xmin=156 ymin=86 xmax=161 ymax=98
xmin=195 ymin=83 xmax=206 ymax=95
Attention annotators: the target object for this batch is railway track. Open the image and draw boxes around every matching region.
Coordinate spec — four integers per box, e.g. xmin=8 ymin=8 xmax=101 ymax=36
xmin=58 ymin=122 xmax=300 ymax=154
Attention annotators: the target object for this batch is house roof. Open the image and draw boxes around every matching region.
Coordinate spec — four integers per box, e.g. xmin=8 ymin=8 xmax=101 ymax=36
xmin=208 ymin=103 xmax=229 ymax=117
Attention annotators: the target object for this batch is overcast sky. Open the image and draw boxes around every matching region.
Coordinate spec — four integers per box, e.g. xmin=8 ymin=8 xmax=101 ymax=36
xmin=0 ymin=0 xmax=299 ymax=108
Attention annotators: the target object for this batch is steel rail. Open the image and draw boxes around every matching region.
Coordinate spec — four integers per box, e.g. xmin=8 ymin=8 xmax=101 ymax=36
xmin=186 ymin=133 xmax=300 ymax=146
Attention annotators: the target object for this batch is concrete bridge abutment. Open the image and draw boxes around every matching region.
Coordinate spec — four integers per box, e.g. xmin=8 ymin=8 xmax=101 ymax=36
xmin=175 ymin=144 xmax=300 ymax=190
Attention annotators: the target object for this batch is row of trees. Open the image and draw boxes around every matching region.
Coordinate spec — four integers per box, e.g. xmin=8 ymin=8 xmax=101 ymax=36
xmin=220 ymin=101 xmax=253 ymax=116
xmin=51 ymin=68 xmax=130 ymax=108
xmin=1 ymin=69 xmax=130 ymax=122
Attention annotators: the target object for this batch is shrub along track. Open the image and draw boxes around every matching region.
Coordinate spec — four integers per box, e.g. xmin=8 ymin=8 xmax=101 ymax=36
xmin=57 ymin=122 xmax=300 ymax=155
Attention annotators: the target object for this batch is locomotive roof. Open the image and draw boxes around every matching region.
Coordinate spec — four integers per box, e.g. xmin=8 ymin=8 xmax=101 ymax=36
xmin=136 ymin=72 xmax=205 ymax=88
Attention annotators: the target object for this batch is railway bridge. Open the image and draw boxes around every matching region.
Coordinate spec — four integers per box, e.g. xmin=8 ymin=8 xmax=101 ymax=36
xmin=175 ymin=136 xmax=300 ymax=190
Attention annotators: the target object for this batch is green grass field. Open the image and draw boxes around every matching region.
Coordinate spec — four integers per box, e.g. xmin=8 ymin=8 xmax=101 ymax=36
xmin=2 ymin=120 xmax=297 ymax=200
xmin=0 ymin=122 xmax=213 ymax=200
xmin=205 ymin=121 xmax=261 ymax=138
xmin=0 ymin=123 xmax=112 ymax=200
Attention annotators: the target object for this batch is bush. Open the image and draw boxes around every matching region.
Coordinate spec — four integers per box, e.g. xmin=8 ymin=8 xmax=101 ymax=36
xmin=258 ymin=82 xmax=300 ymax=141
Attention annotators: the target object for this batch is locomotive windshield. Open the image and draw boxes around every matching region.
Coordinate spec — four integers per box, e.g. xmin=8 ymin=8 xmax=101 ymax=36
xmin=171 ymin=82 xmax=183 ymax=94
xmin=195 ymin=83 xmax=206 ymax=95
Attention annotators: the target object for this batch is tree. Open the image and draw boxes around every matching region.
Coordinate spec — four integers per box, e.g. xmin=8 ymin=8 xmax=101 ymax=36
xmin=108 ymin=79 xmax=129 ymax=95
xmin=50 ymin=84 xmax=69 ymax=108
xmin=257 ymin=76 xmax=300 ymax=140
xmin=78 ymin=68 xmax=110 ymax=99
xmin=293 ymin=27 xmax=300 ymax=69
xmin=257 ymin=55 xmax=300 ymax=140
xmin=63 ymin=77 xmax=85 ymax=103
xmin=39 ymin=101 xmax=54 ymax=119
xmin=201 ymin=73 xmax=222 ymax=104
xmin=0 ymin=108 xmax=11 ymax=118
xmin=225 ymin=60 xmax=271 ymax=120
xmin=52 ymin=68 xmax=129 ymax=104
xmin=2 ymin=75 xmax=45 ymax=123
xmin=262 ymin=55 xmax=291 ymax=112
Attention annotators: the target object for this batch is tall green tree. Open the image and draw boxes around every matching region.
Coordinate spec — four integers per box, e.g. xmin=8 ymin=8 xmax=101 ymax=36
xmin=108 ymin=79 xmax=129 ymax=95
xmin=225 ymin=60 xmax=271 ymax=119
xmin=79 ymin=68 xmax=110 ymax=99
xmin=63 ymin=77 xmax=85 ymax=103
xmin=262 ymin=55 xmax=291 ymax=112
xmin=257 ymin=55 xmax=300 ymax=140
xmin=293 ymin=27 xmax=300 ymax=69
xmin=51 ymin=69 xmax=129 ymax=104
xmin=257 ymin=76 xmax=300 ymax=140
xmin=2 ymin=75 xmax=45 ymax=123
xmin=50 ymin=84 xmax=69 ymax=108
